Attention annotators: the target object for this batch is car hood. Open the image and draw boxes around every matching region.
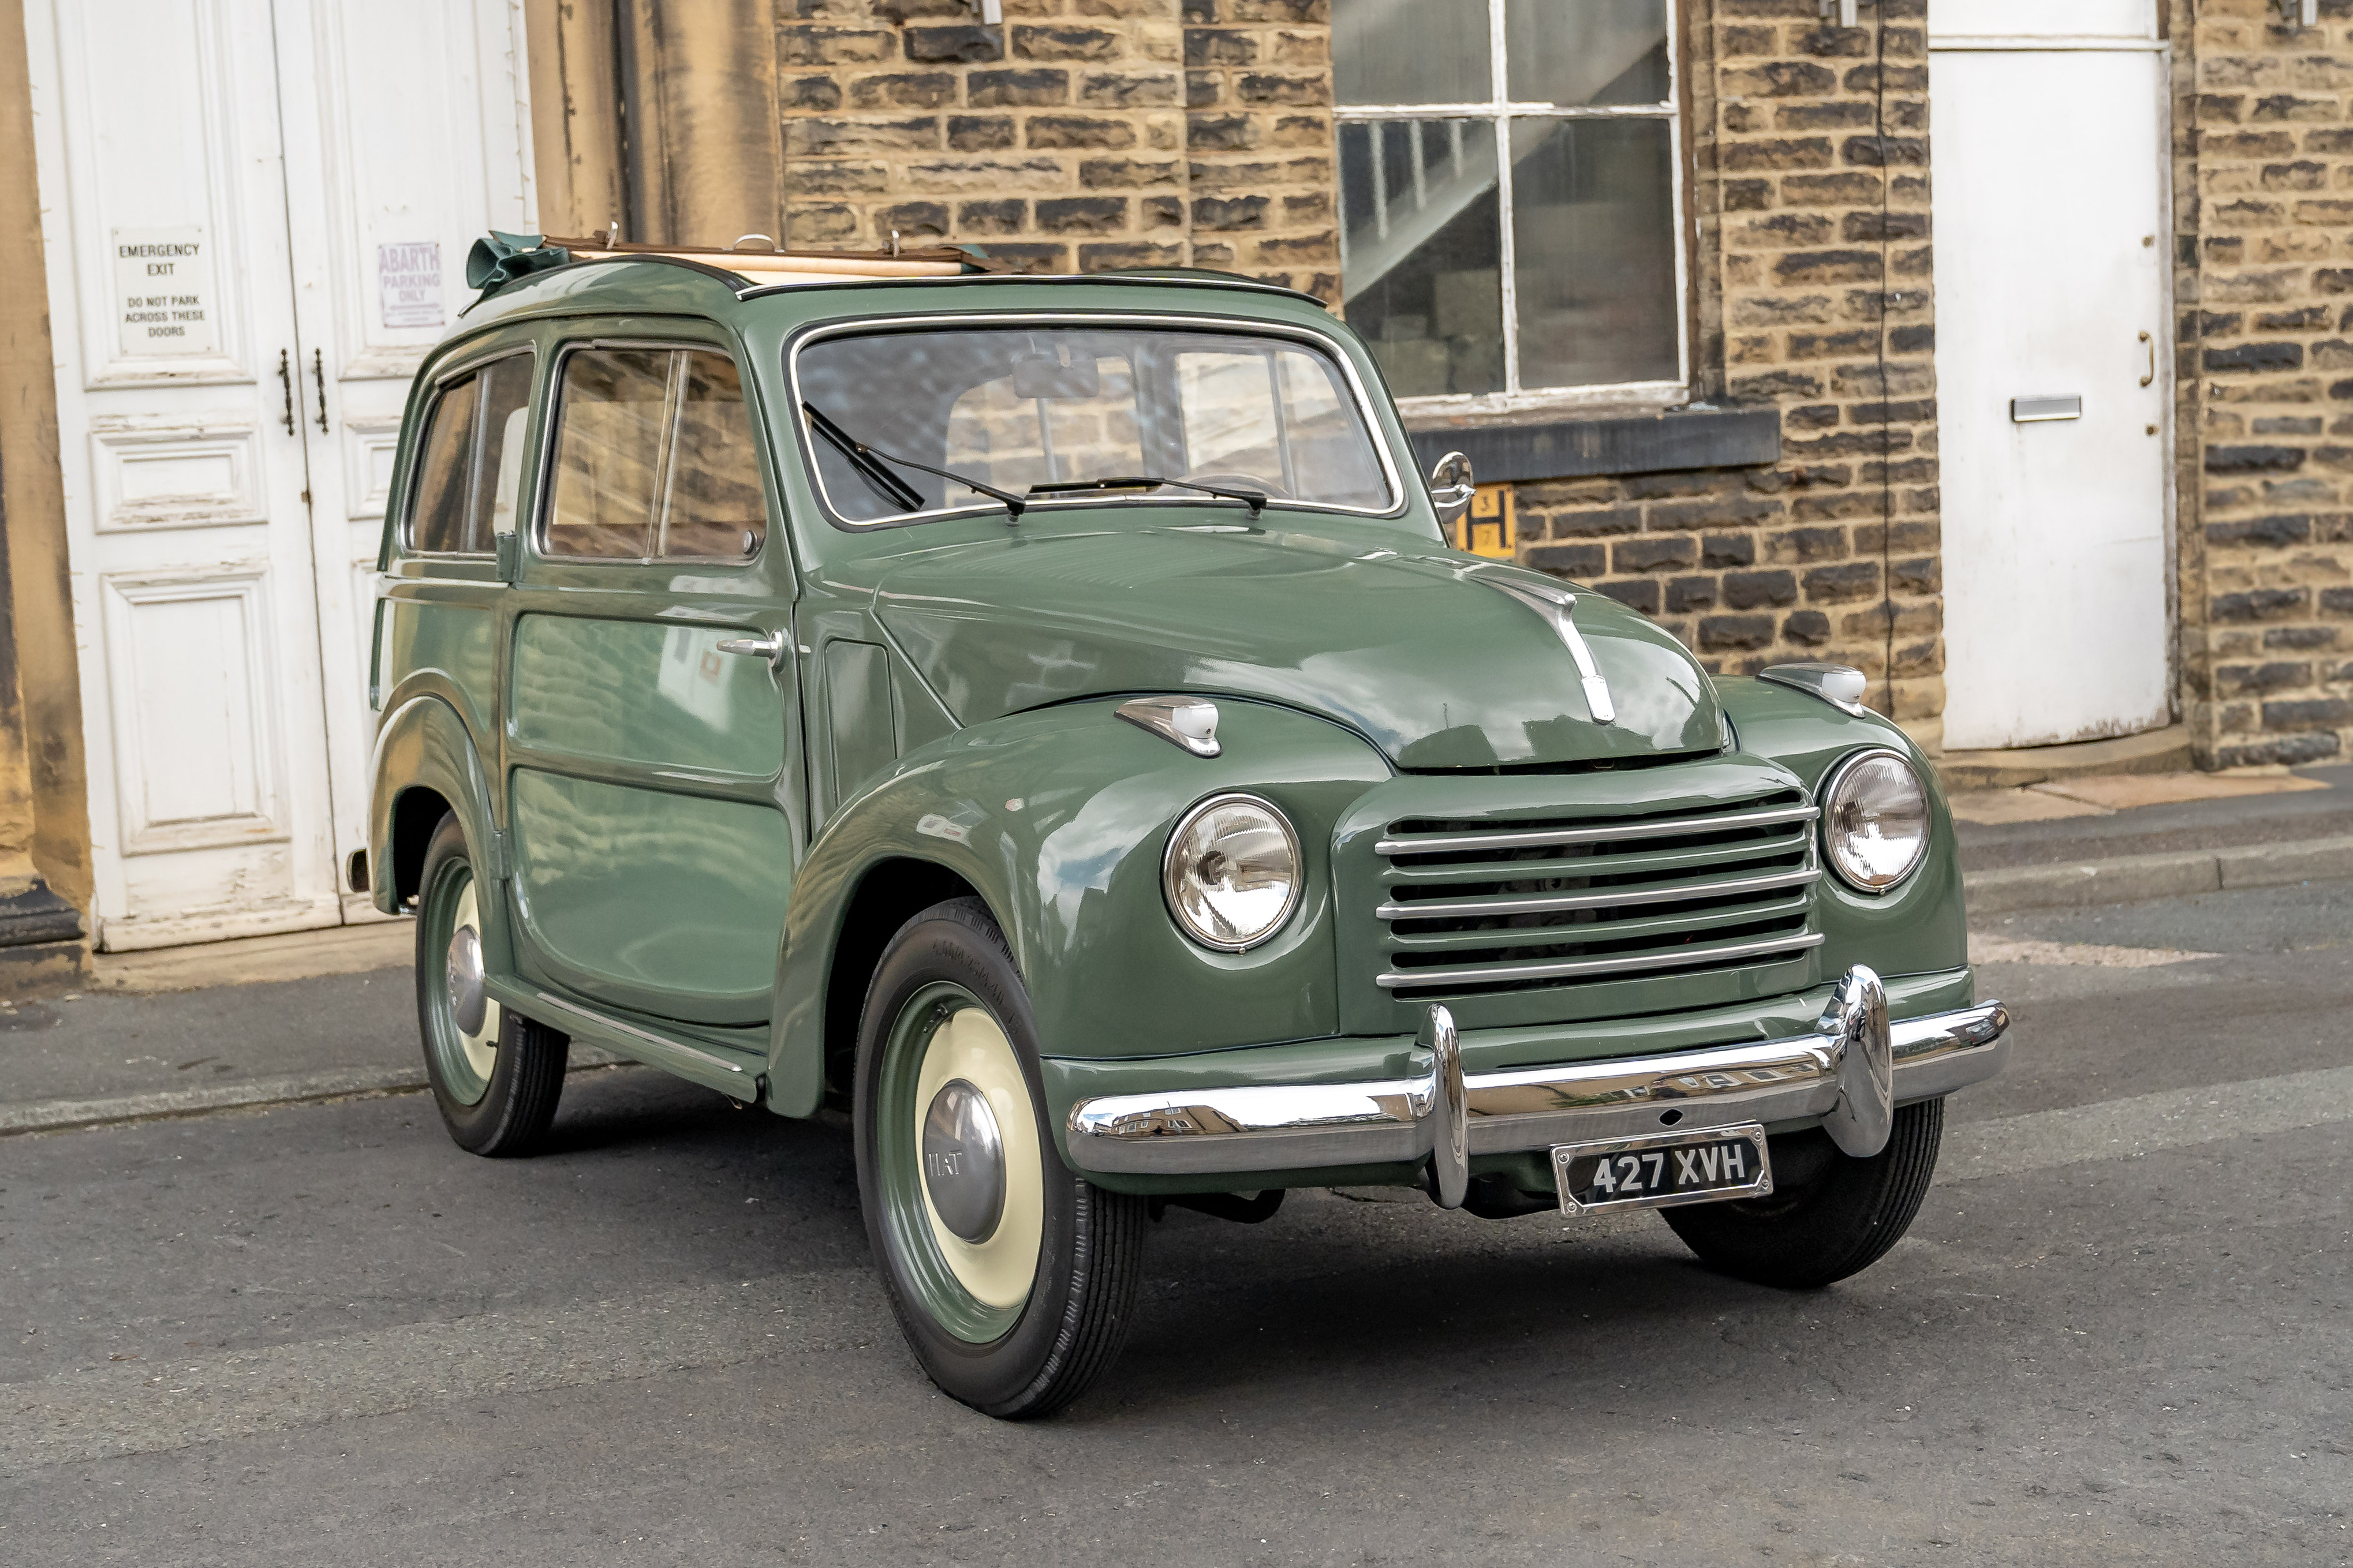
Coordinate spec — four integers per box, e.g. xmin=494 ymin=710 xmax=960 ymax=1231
xmin=868 ymin=521 xmax=1723 ymax=769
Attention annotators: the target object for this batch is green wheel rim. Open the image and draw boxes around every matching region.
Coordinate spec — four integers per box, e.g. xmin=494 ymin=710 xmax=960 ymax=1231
xmin=421 ymin=855 xmax=501 ymax=1107
xmin=875 ymin=981 xmax=1044 ymax=1345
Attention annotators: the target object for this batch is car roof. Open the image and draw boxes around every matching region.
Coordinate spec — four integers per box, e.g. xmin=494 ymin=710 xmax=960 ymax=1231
xmin=457 ymin=251 xmax=1329 ymax=333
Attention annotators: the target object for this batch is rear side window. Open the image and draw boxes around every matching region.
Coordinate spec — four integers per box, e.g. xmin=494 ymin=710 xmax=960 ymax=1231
xmin=406 ymin=353 xmax=533 ymax=555
xmin=543 ymin=346 xmax=766 ymax=561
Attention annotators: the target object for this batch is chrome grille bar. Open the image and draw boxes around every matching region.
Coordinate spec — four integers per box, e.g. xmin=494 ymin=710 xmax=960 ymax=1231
xmin=1377 ymin=930 xmax=1825 ymax=991
xmin=1376 ymin=803 xmax=1819 ymax=857
xmin=1376 ymin=866 xmax=1822 ymax=922
xmin=1385 ymin=892 xmax=1814 ymax=953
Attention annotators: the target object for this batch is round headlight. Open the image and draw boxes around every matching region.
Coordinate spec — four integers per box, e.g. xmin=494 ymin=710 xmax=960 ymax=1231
xmin=1163 ymin=794 xmax=1302 ymax=952
xmin=1820 ymin=749 xmax=1930 ymax=892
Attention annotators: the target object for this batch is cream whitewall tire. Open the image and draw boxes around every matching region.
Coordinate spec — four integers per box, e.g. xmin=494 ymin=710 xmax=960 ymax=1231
xmin=446 ymin=875 xmax=503 ymax=1096
xmin=853 ymin=897 xmax=1149 ymax=1419
xmin=912 ymin=1005 xmax=1045 ymax=1310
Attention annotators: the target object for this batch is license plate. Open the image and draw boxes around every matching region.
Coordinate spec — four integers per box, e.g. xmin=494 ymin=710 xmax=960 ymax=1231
xmin=1551 ymin=1124 xmax=1773 ymax=1217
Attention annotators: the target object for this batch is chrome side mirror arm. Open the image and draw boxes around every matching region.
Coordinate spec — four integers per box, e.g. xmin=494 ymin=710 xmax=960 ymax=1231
xmin=1427 ymin=450 xmax=1475 ymax=529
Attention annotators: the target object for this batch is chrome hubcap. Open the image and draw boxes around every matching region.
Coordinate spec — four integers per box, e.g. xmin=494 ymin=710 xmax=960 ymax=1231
xmin=446 ymin=924 xmax=488 ymax=1038
xmin=921 ymin=1077 xmax=1006 ymax=1244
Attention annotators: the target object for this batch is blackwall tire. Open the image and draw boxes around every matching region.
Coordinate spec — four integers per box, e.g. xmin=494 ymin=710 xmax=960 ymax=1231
xmin=853 ymin=897 xmax=1146 ymax=1420
xmin=1662 ymin=1098 xmax=1944 ymax=1290
xmin=414 ymin=813 xmax=569 ymax=1157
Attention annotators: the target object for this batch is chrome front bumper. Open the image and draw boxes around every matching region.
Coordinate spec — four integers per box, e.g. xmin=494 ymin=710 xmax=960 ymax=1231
xmin=1064 ymin=967 xmax=2008 ymax=1202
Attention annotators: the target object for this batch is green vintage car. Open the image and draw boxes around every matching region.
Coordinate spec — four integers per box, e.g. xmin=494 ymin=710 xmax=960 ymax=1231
xmin=367 ymin=234 xmax=2008 ymax=1419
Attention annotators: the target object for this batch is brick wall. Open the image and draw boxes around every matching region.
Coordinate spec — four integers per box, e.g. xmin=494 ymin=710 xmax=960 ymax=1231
xmin=1503 ymin=0 xmax=1944 ymax=747
xmin=775 ymin=0 xmax=1337 ymax=298
xmin=768 ymin=0 xmax=1945 ymax=738
xmin=2177 ymin=0 xmax=2353 ymax=769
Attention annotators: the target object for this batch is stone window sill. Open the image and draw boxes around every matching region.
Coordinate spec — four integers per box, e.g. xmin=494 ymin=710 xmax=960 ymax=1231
xmin=1401 ymin=403 xmax=1781 ymax=486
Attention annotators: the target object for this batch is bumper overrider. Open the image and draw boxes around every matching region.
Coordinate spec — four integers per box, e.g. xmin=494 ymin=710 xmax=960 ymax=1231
xmin=1064 ymin=966 xmax=2007 ymax=1206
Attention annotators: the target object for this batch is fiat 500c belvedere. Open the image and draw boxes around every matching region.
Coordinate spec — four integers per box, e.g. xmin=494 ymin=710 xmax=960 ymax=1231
xmin=367 ymin=234 xmax=2008 ymax=1419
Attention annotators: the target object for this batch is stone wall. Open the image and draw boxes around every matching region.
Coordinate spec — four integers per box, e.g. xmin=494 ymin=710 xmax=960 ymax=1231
xmin=1503 ymin=0 xmax=1944 ymax=746
xmin=2176 ymin=0 xmax=2353 ymax=769
xmin=774 ymin=0 xmax=1338 ymax=299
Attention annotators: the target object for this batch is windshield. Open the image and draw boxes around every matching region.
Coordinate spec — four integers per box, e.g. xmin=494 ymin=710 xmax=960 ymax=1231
xmin=794 ymin=323 xmax=1397 ymax=524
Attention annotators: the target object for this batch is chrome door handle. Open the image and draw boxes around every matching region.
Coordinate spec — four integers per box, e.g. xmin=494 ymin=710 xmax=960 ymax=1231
xmin=717 ymin=632 xmax=788 ymax=671
xmin=2139 ymin=331 xmax=2156 ymax=388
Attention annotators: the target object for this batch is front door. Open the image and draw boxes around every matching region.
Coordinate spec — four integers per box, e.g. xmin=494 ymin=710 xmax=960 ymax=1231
xmin=25 ymin=0 xmax=536 ymax=948
xmin=1930 ymin=2 xmax=2172 ymax=750
xmin=503 ymin=332 xmax=800 ymax=1026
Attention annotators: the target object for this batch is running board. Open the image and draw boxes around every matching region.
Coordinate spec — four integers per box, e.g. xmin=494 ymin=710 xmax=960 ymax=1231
xmin=483 ymin=975 xmax=767 ymax=1102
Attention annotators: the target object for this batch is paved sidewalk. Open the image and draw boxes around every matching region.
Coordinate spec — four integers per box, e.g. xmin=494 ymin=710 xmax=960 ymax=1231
xmin=0 ymin=962 xmax=629 ymax=1137
xmin=1956 ymin=760 xmax=2353 ymax=913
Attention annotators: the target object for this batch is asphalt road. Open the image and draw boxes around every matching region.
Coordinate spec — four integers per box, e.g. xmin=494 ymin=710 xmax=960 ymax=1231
xmin=3 ymin=880 xmax=2349 ymax=1566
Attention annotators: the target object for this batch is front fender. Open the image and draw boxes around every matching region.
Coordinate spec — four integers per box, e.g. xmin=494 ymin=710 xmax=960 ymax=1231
xmin=1716 ymin=676 xmax=1970 ymax=985
xmin=368 ymin=691 xmax=510 ymax=968
xmin=766 ymin=697 xmax=1392 ymax=1116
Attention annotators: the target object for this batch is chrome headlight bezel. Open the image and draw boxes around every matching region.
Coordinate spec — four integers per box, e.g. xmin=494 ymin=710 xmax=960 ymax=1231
xmin=1818 ymin=746 xmax=1932 ymax=895
xmin=1161 ymin=792 xmax=1304 ymax=953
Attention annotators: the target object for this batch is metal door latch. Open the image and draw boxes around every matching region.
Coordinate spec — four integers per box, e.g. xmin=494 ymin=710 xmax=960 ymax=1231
xmin=718 ymin=631 xmax=790 ymax=671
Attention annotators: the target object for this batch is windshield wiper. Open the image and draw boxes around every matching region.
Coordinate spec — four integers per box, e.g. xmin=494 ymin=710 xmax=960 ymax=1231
xmin=1026 ymin=475 xmax=1267 ymax=516
xmin=802 ymin=401 xmax=1026 ymax=521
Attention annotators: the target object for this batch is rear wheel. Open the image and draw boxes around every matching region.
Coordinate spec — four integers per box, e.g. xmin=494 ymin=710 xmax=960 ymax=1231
xmin=1662 ymin=1099 xmax=1943 ymax=1289
xmin=854 ymin=897 xmax=1146 ymax=1419
xmin=415 ymin=814 xmax=569 ymax=1156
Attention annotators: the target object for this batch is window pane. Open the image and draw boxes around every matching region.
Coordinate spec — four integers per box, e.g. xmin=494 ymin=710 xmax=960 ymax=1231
xmin=659 ymin=353 xmax=766 ymax=559
xmin=1339 ymin=119 xmax=1504 ymax=398
xmin=1177 ymin=351 xmax=1281 ymax=477
xmin=546 ymin=348 xmax=668 ymax=558
xmin=942 ymin=349 xmax=1145 ymax=493
xmin=798 ymin=326 xmax=1392 ymax=521
xmin=407 ymin=374 xmax=479 ymax=554
xmin=1332 ymin=0 xmax=1489 ymax=106
xmin=469 ymin=355 xmax=533 ymax=553
xmin=1510 ymin=117 xmax=1680 ymax=388
xmin=1506 ymin=0 xmax=1670 ymax=106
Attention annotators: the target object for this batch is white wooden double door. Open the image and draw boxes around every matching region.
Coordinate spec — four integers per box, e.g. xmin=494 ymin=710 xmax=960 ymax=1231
xmin=27 ymin=0 xmax=539 ymax=949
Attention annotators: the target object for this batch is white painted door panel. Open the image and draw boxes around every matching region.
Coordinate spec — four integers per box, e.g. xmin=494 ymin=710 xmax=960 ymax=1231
xmin=29 ymin=0 xmax=537 ymax=946
xmin=274 ymin=0 xmax=538 ymax=918
xmin=1933 ymin=46 xmax=2171 ymax=751
xmin=28 ymin=0 xmax=343 ymax=948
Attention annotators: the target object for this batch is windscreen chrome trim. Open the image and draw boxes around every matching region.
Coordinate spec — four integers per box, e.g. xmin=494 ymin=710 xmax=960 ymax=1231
xmin=782 ymin=311 xmax=1408 ymax=530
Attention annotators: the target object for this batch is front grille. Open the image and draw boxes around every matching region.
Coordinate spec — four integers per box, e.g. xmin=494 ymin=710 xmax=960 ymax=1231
xmin=1373 ymin=791 xmax=1822 ymax=1000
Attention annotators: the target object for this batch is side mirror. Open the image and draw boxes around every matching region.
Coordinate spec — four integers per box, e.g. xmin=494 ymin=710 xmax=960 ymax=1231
xmin=1428 ymin=450 xmax=1475 ymax=528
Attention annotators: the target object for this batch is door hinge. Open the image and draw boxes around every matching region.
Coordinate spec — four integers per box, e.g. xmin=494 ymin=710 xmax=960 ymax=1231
xmin=487 ymin=828 xmax=514 ymax=881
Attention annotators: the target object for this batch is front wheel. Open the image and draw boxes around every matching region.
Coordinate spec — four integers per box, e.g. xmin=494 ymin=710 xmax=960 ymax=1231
xmin=415 ymin=813 xmax=569 ymax=1156
xmin=1661 ymin=1098 xmax=1944 ymax=1289
xmin=853 ymin=897 xmax=1146 ymax=1419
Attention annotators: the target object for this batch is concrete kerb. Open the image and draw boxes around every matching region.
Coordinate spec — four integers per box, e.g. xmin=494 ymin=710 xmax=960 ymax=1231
xmin=0 ymin=1047 xmax=632 ymax=1139
xmin=1962 ymin=833 xmax=2353 ymax=917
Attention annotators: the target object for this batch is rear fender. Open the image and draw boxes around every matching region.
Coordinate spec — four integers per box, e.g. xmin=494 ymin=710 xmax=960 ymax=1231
xmin=368 ymin=692 xmax=510 ymax=971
